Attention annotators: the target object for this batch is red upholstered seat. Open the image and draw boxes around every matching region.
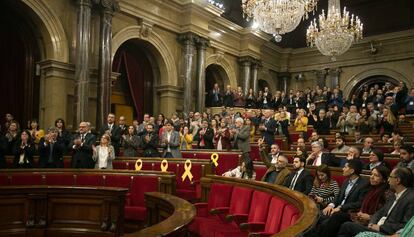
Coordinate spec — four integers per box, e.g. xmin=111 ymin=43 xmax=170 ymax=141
xmin=44 ymin=174 xmax=74 ymax=186
xmin=279 ymin=204 xmax=300 ymax=232
xmin=175 ymin=163 xmax=203 ymax=201
xmin=198 ymin=186 xmax=254 ymax=237
xmin=124 ymin=175 xmax=159 ymax=221
xmin=254 ymin=165 xmax=268 ymax=181
xmin=63 ymin=159 xmax=71 ymax=168
xmin=332 ymin=174 xmax=347 ymax=187
xmin=0 ymin=174 xmax=9 ymax=186
xmin=112 ymin=161 xmax=128 ymax=170
xmin=76 ymin=174 xmax=104 ymax=186
xmin=250 ymin=144 xmax=260 ymax=161
xmin=10 ymin=174 xmax=43 ymax=185
xmin=105 ymin=175 xmax=132 ymax=188
xmin=188 ymin=183 xmax=234 ymax=234
xmin=249 ymin=197 xmax=289 ymax=236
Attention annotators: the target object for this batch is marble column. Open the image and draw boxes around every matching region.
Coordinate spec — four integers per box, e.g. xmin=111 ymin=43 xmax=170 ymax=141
xmin=238 ymin=56 xmax=254 ymax=96
xmin=95 ymin=0 xmax=119 ymax=128
xmin=251 ymin=60 xmax=261 ymax=96
xmin=315 ymin=69 xmax=327 ymax=88
xmin=278 ymin=72 xmax=291 ymax=94
xmin=195 ymin=37 xmax=210 ymax=113
xmin=328 ymin=68 xmax=341 ymax=89
xmin=73 ymin=0 xmax=92 ymax=128
xmin=178 ymin=33 xmax=197 ymax=116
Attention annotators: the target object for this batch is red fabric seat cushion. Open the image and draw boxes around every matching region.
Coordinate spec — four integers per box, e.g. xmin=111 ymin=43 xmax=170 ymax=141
xmin=279 ymin=204 xmax=300 ymax=232
xmin=248 ymin=191 xmax=272 ymax=223
xmin=124 ymin=206 xmax=146 ymax=221
xmin=129 ymin=176 xmax=158 ymax=207
xmin=11 ymin=174 xmax=43 ymax=185
xmin=44 ymin=174 xmax=74 ymax=186
xmin=254 ymin=165 xmax=268 ymax=181
xmin=262 ymin=197 xmax=288 ymax=234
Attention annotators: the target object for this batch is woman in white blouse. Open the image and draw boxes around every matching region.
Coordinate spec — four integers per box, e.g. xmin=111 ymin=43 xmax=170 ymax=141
xmin=93 ymin=134 xmax=115 ymax=169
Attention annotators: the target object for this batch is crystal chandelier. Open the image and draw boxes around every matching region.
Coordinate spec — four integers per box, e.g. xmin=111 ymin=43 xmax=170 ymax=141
xmin=242 ymin=0 xmax=318 ymax=42
xmin=306 ymin=0 xmax=363 ymax=61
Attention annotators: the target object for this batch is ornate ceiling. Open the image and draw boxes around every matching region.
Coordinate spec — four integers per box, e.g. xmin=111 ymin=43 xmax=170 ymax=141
xmin=220 ymin=0 xmax=414 ymax=48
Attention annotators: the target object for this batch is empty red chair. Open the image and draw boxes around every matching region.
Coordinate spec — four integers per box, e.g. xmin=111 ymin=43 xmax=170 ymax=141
xmin=187 ymin=183 xmax=233 ymax=234
xmin=0 ymin=174 xmax=9 ymax=186
xmin=10 ymin=174 xmax=43 ymax=185
xmin=124 ymin=175 xmax=158 ymax=221
xmin=175 ymin=163 xmax=203 ymax=201
xmin=279 ymin=204 xmax=300 ymax=232
xmin=44 ymin=174 xmax=74 ymax=186
xmin=76 ymin=174 xmax=104 ymax=186
xmin=105 ymin=175 xmax=132 ymax=188
xmin=198 ymin=186 xmax=253 ymax=237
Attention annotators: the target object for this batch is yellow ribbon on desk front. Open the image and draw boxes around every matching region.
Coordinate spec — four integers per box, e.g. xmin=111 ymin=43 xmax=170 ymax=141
xmin=135 ymin=159 xmax=143 ymax=171
xmin=181 ymin=159 xmax=193 ymax=182
xmin=211 ymin=153 xmax=219 ymax=167
xmin=160 ymin=159 xmax=169 ymax=172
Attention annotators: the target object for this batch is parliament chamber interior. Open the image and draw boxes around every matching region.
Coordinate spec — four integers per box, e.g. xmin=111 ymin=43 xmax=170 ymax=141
xmin=1 ymin=0 xmax=414 ymax=236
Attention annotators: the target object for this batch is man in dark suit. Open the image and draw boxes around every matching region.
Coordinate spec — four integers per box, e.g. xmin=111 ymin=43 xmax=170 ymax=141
xmin=194 ymin=119 xmax=214 ymax=149
xmin=318 ymin=159 xmax=369 ymax=236
xmin=284 ymin=156 xmax=313 ymax=195
xmin=99 ymin=113 xmax=121 ymax=156
xmin=209 ymin=83 xmax=222 ymax=107
xmin=337 ymin=167 xmax=414 ymax=237
xmin=259 ymin=110 xmax=277 ymax=147
xmin=141 ymin=123 xmax=159 ymax=157
xmin=71 ymin=122 xmax=96 ymax=168
xmin=222 ymin=85 xmax=234 ymax=108
xmin=39 ymin=127 xmax=65 ymax=168
xmin=231 ymin=117 xmax=252 ymax=174
xmin=306 ymin=141 xmax=339 ymax=167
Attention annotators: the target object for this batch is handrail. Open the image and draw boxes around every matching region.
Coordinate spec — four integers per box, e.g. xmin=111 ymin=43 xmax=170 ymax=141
xmin=200 ymin=175 xmax=319 ymax=237
xmin=124 ymin=192 xmax=196 ymax=237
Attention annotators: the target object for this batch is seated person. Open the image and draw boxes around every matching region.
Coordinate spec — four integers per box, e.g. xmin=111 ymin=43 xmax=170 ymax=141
xmin=331 ymin=136 xmax=351 ymax=154
xmin=258 ymin=138 xmax=290 ymax=185
xmin=340 ymin=146 xmax=363 ymax=167
xmin=362 ymin=137 xmax=375 ymax=154
xmin=337 ymin=167 xmax=414 ymax=237
xmin=222 ymin=160 xmax=255 ymax=180
xmin=306 ymin=141 xmax=338 ymax=167
xmin=390 ymin=141 xmax=402 ymax=155
xmin=355 ymin=214 xmax=414 ymax=237
xmin=309 ymin=131 xmax=320 ymax=143
xmin=296 ymin=137 xmax=308 ymax=157
xmin=364 ymin=150 xmax=388 ymax=171
xmin=284 ymin=156 xmax=313 ymax=195
xmin=396 ymin=145 xmax=414 ymax=171
xmin=309 ymin=164 xmax=340 ymax=209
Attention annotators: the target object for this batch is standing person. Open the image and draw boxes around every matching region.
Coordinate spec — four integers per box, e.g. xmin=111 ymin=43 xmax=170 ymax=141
xmin=223 ymin=85 xmax=234 ymax=108
xmin=122 ymin=125 xmax=140 ymax=157
xmin=294 ymin=109 xmax=308 ymax=140
xmin=92 ymin=134 xmax=115 ymax=169
xmin=141 ymin=123 xmax=159 ymax=157
xmin=70 ymin=122 xmax=96 ymax=168
xmin=0 ymin=134 xmax=6 ymax=168
xmin=209 ymin=83 xmax=222 ymax=107
xmin=231 ymin=117 xmax=252 ymax=177
xmin=284 ymin=156 xmax=313 ymax=195
xmin=160 ymin=120 xmax=181 ymax=158
xmin=214 ymin=119 xmax=231 ymax=151
xmin=54 ymin=118 xmax=71 ymax=154
xmin=13 ymin=130 xmax=35 ymax=168
xmin=28 ymin=119 xmax=44 ymax=146
xmin=39 ymin=127 xmax=65 ymax=168
xmin=179 ymin=125 xmax=193 ymax=150
xmin=245 ymin=88 xmax=256 ymax=108
xmin=99 ymin=113 xmax=121 ymax=156
xmin=313 ymin=109 xmax=331 ymax=135
xmin=194 ymin=119 xmax=214 ymax=149
xmin=5 ymin=121 xmax=20 ymax=155
xmin=259 ymin=110 xmax=277 ymax=147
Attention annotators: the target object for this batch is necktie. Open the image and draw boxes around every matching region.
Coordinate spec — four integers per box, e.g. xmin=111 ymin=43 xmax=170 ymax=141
xmin=81 ymin=134 xmax=85 ymax=142
xmin=290 ymin=172 xmax=299 ymax=189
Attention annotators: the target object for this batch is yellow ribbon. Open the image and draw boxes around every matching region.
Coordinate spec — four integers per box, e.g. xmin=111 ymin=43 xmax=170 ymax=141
xmin=181 ymin=159 xmax=193 ymax=182
xmin=211 ymin=153 xmax=219 ymax=167
xmin=160 ymin=159 xmax=169 ymax=172
xmin=135 ymin=159 xmax=143 ymax=171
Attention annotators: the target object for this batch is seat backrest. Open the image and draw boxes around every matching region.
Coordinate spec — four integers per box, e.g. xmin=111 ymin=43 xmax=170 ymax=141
xmin=76 ymin=174 xmax=104 ymax=186
xmin=0 ymin=174 xmax=9 ymax=186
xmin=254 ymin=165 xmax=268 ymax=181
xmin=228 ymin=186 xmax=253 ymax=215
xmin=207 ymin=183 xmax=233 ymax=210
xmin=10 ymin=174 xmax=43 ymax=185
xmin=279 ymin=204 xmax=300 ymax=232
xmin=129 ymin=175 xmax=159 ymax=206
xmin=176 ymin=163 xmax=203 ymax=189
xmin=264 ymin=197 xmax=288 ymax=234
xmin=247 ymin=191 xmax=272 ymax=223
xmin=105 ymin=175 xmax=132 ymax=188
xmin=44 ymin=174 xmax=74 ymax=186
xmin=112 ymin=161 xmax=128 ymax=170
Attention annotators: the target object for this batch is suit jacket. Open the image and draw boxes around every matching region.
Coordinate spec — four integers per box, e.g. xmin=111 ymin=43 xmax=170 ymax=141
xmin=284 ymin=169 xmax=313 ymax=195
xmin=122 ymin=135 xmax=140 ymax=157
xmin=99 ymin=123 xmax=122 ymax=156
xmin=13 ymin=141 xmax=35 ymax=168
xmin=333 ymin=176 xmax=369 ymax=212
xmin=92 ymin=145 xmax=115 ymax=169
xmin=195 ymin=127 xmax=214 ymax=149
xmin=38 ymin=138 xmax=65 ymax=168
xmin=70 ymin=133 xmax=96 ymax=168
xmin=260 ymin=150 xmax=290 ymax=185
xmin=306 ymin=152 xmax=339 ymax=167
xmin=214 ymin=128 xmax=231 ymax=150
xmin=262 ymin=118 xmax=277 ymax=146
xmin=141 ymin=131 xmax=159 ymax=157
xmin=233 ymin=125 xmax=251 ymax=153
xmin=160 ymin=130 xmax=181 ymax=158
xmin=369 ymin=188 xmax=414 ymax=235
xmin=0 ymin=135 xmax=7 ymax=168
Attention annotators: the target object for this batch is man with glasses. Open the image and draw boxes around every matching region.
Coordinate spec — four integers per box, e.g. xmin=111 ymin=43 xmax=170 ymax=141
xmin=338 ymin=167 xmax=414 ymax=237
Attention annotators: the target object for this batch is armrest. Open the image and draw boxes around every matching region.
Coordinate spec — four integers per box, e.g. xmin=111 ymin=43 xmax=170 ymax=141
xmin=194 ymin=202 xmax=208 ymax=217
xmin=125 ymin=193 xmax=131 ymax=206
xmin=248 ymin=232 xmax=273 ymax=237
xmin=225 ymin=214 xmax=248 ymax=224
xmin=210 ymin=207 xmax=230 ymax=215
xmin=239 ymin=222 xmax=265 ymax=232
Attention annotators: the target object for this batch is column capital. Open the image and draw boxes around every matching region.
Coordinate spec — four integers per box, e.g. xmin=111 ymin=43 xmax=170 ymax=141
xmin=238 ymin=56 xmax=256 ymax=66
xmin=328 ymin=67 xmax=341 ymax=76
xmin=195 ymin=37 xmax=210 ymax=50
xmin=75 ymin=0 xmax=93 ymax=7
xmin=178 ymin=32 xmax=199 ymax=46
xmin=93 ymin=0 xmax=119 ymax=14
xmin=251 ymin=59 xmax=262 ymax=68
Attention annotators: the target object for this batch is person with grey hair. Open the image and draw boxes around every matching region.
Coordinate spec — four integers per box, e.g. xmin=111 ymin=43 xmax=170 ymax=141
xmin=39 ymin=127 xmax=65 ymax=168
xmin=231 ymin=117 xmax=253 ymax=178
xmin=306 ymin=141 xmax=338 ymax=167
